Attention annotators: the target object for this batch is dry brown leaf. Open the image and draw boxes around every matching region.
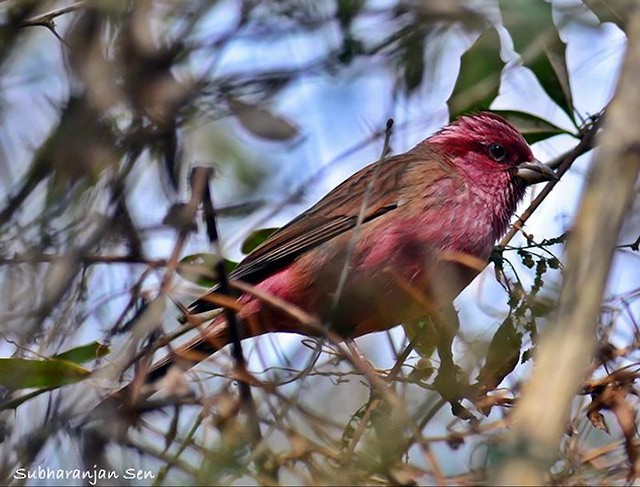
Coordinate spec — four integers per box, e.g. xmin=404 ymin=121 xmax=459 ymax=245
xmin=586 ymin=408 xmax=610 ymax=434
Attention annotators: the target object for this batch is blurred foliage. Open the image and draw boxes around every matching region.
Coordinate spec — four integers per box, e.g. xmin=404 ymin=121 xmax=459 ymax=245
xmin=177 ymin=253 xmax=237 ymax=288
xmin=583 ymin=0 xmax=635 ymax=30
xmin=447 ymin=26 xmax=504 ymax=119
xmin=0 ymin=0 xmax=636 ymax=485
xmin=492 ymin=109 xmax=573 ymax=144
xmin=499 ymin=0 xmax=576 ymax=123
xmin=240 ymin=227 xmax=279 ymax=254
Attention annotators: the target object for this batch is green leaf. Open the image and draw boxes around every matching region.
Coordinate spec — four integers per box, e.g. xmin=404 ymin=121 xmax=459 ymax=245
xmin=448 ymin=27 xmax=504 ymax=120
xmin=492 ymin=110 xmax=573 ymax=144
xmin=402 ymin=319 xmax=438 ymax=359
xmin=0 ymin=387 xmax=57 ymax=410
xmin=0 ymin=358 xmax=90 ymax=391
xmin=53 ymin=341 xmax=110 ymax=364
xmin=499 ymin=0 xmax=575 ymax=123
xmin=0 ymin=343 xmax=110 ymax=410
xmin=337 ymin=34 xmax=364 ymax=64
xmin=400 ymin=27 xmax=426 ymax=93
xmin=177 ymin=253 xmax=237 ymax=288
xmin=337 ymin=0 xmax=365 ymax=28
xmin=241 ymin=227 xmax=279 ymax=255
xmin=476 ymin=317 xmax=523 ymax=392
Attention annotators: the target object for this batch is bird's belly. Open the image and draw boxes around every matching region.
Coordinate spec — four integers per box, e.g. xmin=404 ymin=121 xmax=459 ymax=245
xmin=299 ymin=223 xmax=486 ymax=336
xmin=237 ymin=217 xmax=492 ymax=339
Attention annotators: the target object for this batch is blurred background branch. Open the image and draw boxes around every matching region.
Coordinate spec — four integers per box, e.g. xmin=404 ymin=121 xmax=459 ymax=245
xmin=0 ymin=0 xmax=637 ymax=485
xmin=494 ymin=5 xmax=640 ymax=484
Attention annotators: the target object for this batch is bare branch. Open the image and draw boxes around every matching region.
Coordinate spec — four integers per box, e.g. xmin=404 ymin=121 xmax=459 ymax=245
xmin=500 ymin=114 xmax=602 ymax=248
xmin=20 ymin=1 xmax=86 ymax=28
xmin=0 ymin=253 xmax=167 ymax=267
xmin=493 ymin=6 xmax=640 ymax=485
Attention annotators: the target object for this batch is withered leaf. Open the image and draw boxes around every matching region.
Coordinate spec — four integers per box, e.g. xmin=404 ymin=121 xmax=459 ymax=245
xmin=586 ymin=408 xmax=610 ymax=434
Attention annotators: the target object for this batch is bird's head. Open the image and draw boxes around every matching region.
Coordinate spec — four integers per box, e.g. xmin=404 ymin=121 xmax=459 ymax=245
xmin=428 ymin=112 xmax=556 ymax=185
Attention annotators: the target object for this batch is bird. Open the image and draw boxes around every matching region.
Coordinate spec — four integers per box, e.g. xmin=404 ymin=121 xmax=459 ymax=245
xmin=140 ymin=112 xmax=556 ymax=413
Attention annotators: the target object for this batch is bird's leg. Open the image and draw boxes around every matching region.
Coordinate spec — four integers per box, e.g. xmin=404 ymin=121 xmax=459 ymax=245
xmin=431 ymin=304 xmax=476 ymax=421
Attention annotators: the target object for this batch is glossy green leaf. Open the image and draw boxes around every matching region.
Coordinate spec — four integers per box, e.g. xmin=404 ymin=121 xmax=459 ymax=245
xmin=499 ymin=0 xmax=575 ymax=123
xmin=492 ymin=110 xmax=574 ymax=144
xmin=0 ymin=358 xmax=90 ymax=391
xmin=448 ymin=27 xmax=504 ymax=120
xmin=177 ymin=253 xmax=237 ymax=288
xmin=53 ymin=341 xmax=110 ymax=364
xmin=241 ymin=227 xmax=279 ymax=255
xmin=0 ymin=343 xmax=110 ymax=410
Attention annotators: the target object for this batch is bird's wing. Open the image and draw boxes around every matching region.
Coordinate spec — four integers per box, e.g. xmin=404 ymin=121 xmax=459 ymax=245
xmin=189 ymin=150 xmax=432 ymax=314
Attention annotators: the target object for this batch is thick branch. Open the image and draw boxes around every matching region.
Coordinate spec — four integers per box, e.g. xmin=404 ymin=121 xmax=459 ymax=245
xmin=493 ymin=6 xmax=640 ymax=485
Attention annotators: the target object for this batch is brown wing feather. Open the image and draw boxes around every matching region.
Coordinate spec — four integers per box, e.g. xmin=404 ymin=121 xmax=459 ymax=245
xmin=189 ymin=148 xmax=437 ymax=313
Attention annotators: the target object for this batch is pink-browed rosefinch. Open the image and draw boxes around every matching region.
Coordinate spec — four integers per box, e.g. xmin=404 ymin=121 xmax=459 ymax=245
xmin=144 ymin=112 xmax=555 ymax=415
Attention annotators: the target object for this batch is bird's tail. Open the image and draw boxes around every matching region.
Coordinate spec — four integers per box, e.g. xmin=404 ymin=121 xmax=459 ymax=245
xmin=187 ymin=292 xmax=220 ymax=315
xmin=176 ymin=288 xmax=223 ymax=324
xmin=91 ymin=313 xmax=230 ymax=424
xmin=145 ymin=313 xmax=231 ymax=384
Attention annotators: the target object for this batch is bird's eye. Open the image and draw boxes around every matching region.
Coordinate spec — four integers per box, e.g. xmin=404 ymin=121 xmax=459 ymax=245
xmin=488 ymin=143 xmax=507 ymax=162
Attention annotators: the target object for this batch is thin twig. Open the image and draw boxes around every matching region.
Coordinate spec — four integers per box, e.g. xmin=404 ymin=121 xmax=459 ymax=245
xmin=331 ymin=118 xmax=394 ymax=313
xmin=0 ymin=253 xmax=167 ymax=267
xmin=499 ymin=113 xmax=603 ymax=248
xmin=493 ymin=10 xmax=640 ymax=483
xmin=195 ymin=166 xmax=275 ymax=479
xmin=20 ymin=1 xmax=86 ymax=28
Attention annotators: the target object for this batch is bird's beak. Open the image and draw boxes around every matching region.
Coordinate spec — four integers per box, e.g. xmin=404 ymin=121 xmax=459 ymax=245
xmin=516 ymin=159 xmax=558 ymax=185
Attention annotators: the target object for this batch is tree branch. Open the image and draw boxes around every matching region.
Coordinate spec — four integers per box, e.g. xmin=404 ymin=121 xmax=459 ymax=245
xmin=499 ymin=112 xmax=602 ymax=248
xmin=0 ymin=253 xmax=167 ymax=267
xmin=492 ymin=6 xmax=640 ymax=485
xmin=20 ymin=1 xmax=86 ymax=28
